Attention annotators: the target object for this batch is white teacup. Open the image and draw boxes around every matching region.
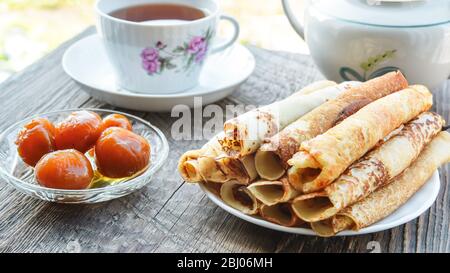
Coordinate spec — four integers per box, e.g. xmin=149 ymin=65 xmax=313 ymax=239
xmin=95 ymin=0 xmax=239 ymax=94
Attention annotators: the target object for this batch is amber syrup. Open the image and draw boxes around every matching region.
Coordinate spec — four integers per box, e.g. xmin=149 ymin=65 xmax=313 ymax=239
xmin=84 ymin=148 xmax=148 ymax=189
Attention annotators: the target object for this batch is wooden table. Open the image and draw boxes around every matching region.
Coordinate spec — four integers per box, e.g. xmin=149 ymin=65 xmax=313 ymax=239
xmin=0 ymin=28 xmax=449 ymax=253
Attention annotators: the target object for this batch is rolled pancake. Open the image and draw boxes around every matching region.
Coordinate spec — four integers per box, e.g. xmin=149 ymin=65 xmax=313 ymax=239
xmin=220 ymin=180 xmax=259 ymax=215
xmin=310 ymin=215 xmax=354 ymax=237
xmin=197 ymin=153 xmax=257 ymax=184
xmin=180 ymin=150 xmax=204 ymax=182
xmin=218 ymin=81 xmax=355 ymax=157
xmin=258 ymin=71 xmax=407 ymax=178
xmin=260 ymin=203 xmax=303 ymax=227
xmin=178 ymin=133 xmax=225 ymax=182
xmin=291 ymin=112 xmax=444 ymax=222
xmin=178 ymin=133 xmax=257 ymax=184
xmin=247 ymin=177 xmax=298 ymax=206
xmin=254 ymin=150 xmax=287 ymax=180
xmin=288 ymin=85 xmax=433 ymax=193
xmin=311 ymin=131 xmax=450 ymax=236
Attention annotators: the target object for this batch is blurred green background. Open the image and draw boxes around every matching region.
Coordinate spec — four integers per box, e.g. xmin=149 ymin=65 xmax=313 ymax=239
xmin=0 ymin=0 xmax=307 ymax=82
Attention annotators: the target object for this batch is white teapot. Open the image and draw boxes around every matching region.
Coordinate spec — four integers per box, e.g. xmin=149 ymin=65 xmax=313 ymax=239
xmin=282 ymin=0 xmax=450 ymax=88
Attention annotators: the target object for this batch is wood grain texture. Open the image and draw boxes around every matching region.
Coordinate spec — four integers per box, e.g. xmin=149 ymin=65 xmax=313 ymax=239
xmin=0 ymin=27 xmax=448 ymax=253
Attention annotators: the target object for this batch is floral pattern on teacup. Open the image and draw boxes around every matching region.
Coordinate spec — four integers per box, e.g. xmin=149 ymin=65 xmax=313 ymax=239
xmin=187 ymin=36 xmax=208 ymax=63
xmin=141 ymin=28 xmax=213 ymax=75
xmin=339 ymin=49 xmax=399 ymax=81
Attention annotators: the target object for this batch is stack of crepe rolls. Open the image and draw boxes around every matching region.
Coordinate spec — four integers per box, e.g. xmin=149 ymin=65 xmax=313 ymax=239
xmin=291 ymin=112 xmax=444 ymax=222
xmin=178 ymin=72 xmax=449 ymax=233
xmin=287 ymin=84 xmax=433 ymax=193
xmin=178 ymin=80 xmax=342 ymax=184
xmin=256 ymin=71 xmax=408 ymax=181
xmin=217 ymin=81 xmax=360 ymax=157
xmin=311 ymin=131 xmax=450 ymax=236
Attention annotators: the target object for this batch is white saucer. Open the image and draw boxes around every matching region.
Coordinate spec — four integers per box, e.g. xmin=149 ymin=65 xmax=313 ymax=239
xmin=62 ymin=34 xmax=255 ymax=112
xmin=200 ymin=171 xmax=441 ymax=236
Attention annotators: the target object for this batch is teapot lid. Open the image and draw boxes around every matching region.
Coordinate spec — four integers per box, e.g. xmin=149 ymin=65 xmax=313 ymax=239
xmin=311 ymin=0 xmax=450 ymax=27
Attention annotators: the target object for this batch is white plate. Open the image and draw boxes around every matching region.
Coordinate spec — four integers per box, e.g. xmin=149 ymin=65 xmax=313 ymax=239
xmin=199 ymin=171 xmax=440 ymax=236
xmin=62 ymin=34 xmax=255 ymax=112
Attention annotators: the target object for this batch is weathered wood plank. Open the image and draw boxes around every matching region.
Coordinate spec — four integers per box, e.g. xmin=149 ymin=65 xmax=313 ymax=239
xmin=0 ymin=27 xmax=448 ymax=253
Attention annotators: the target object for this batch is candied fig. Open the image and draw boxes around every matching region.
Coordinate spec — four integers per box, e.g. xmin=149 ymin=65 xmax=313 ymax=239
xmin=95 ymin=127 xmax=150 ymax=178
xmin=101 ymin=113 xmax=132 ymax=132
xmin=55 ymin=110 xmax=102 ymax=153
xmin=15 ymin=118 xmax=56 ymax=166
xmin=35 ymin=149 xmax=94 ymax=190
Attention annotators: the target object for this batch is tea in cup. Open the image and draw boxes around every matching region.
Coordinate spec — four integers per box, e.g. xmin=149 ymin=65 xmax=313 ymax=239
xmin=96 ymin=0 xmax=239 ymax=94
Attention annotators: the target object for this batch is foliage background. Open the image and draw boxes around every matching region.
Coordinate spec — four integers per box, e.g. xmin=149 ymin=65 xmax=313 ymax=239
xmin=0 ymin=0 xmax=307 ymax=82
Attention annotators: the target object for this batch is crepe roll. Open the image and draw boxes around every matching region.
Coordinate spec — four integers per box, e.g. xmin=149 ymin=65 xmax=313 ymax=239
xmin=179 ymin=150 xmax=204 ymax=182
xmin=178 ymin=133 xmax=225 ymax=182
xmin=258 ymin=71 xmax=407 ymax=175
xmin=191 ymin=154 xmax=257 ymax=184
xmin=218 ymin=81 xmax=356 ymax=158
xmin=260 ymin=203 xmax=303 ymax=227
xmin=179 ymin=133 xmax=257 ymax=184
xmin=310 ymin=215 xmax=354 ymax=237
xmin=220 ymin=180 xmax=259 ymax=215
xmin=247 ymin=177 xmax=298 ymax=206
xmin=254 ymin=150 xmax=287 ymax=180
xmin=311 ymin=131 xmax=450 ymax=236
xmin=291 ymin=112 xmax=444 ymax=222
xmin=288 ymin=85 xmax=433 ymax=193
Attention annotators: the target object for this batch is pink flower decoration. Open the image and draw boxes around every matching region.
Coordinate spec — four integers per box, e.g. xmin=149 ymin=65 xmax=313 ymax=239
xmin=195 ymin=46 xmax=207 ymax=63
xmin=141 ymin=47 xmax=161 ymax=74
xmin=142 ymin=59 xmax=161 ymax=74
xmin=188 ymin=36 xmax=208 ymax=63
xmin=188 ymin=36 xmax=206 ymax=53
xmin=141 ymin=47 xmax=159 ymax=62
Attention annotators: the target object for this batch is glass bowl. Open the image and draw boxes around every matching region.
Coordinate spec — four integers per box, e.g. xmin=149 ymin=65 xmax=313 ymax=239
xmin=0 ymin=108 xmax=169 ymax=203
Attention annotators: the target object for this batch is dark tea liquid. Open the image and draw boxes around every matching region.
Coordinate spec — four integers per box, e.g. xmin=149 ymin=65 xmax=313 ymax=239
xmin=109 ymin=3 xmax=206 ymax=22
